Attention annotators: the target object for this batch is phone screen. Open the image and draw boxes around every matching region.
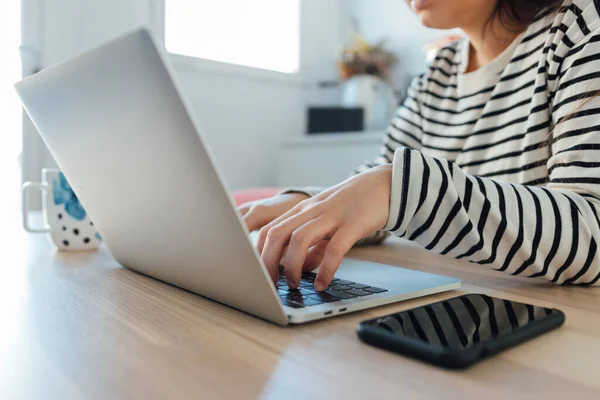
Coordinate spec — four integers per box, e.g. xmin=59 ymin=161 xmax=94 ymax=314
xmin=362 ymin=294 xmax=560 ymax=351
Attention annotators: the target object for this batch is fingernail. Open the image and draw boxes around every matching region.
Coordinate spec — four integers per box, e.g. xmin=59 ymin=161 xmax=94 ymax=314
xmin=315 ymin=280 xmax=326 ymax=292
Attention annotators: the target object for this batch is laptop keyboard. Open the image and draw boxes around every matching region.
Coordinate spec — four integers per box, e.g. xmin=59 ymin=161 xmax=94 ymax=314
xmin=277 ymin=272 xmax=388 ymax=308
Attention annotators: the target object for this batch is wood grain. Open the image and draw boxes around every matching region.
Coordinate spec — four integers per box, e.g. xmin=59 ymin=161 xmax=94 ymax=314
xmin=2 ymin=223 xmax=600 ymax=400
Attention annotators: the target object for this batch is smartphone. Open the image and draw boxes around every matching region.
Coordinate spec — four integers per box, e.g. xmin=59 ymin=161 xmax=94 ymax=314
xmin=356 ymin=293 xmax=565 ymax=369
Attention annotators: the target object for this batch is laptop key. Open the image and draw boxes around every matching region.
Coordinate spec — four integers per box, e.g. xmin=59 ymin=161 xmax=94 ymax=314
xmin=348 ymin=283 xmax=370 ymax=289
xmin=283 ymin=300 xmax=305 ymax=308
xmin=302 ymin=298 xmax=324 ymax=307
xmin=325 ymin=290 xmax=357 ymax=300
xmin=334 ymin=279 xmax=354 ymax=285
xmin=329 ymin=284 xmax=351 ymax=291
xmin=285 ymin=290 xmax=306 ymax=299
xmin=308 ymin=293 xmax=342 ymax=303
xmin=297 ymin=287 xmax=316 ymax=296
xmin=344 ymin=289 xmax=372 ymax=297
xmin=283 ymin=297 xmax=323 ymax=308
xmin=364 ymin=287 xmax=388 ymax=294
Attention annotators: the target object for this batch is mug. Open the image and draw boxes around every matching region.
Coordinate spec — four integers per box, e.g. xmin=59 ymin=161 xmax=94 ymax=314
xmin=22 ymin=169 xmax=102 ymax=251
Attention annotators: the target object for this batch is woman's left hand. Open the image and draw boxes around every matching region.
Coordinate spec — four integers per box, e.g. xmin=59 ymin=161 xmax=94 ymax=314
xmin=257 ymin=164 xmax=393 ymax=291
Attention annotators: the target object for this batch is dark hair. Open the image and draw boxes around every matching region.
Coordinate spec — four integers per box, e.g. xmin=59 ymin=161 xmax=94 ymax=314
xmin=490 ymin=0 xmax=565 ymax=30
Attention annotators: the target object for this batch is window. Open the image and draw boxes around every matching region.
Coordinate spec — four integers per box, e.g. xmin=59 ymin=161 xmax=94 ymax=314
xmin=165 ymin=0 xmax=300 ymax=74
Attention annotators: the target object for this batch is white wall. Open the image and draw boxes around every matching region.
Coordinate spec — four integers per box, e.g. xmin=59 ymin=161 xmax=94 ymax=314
xmin=22 ymin=0 xmax=346 ymax=192
xmin=43 ymin=0 xmax=155 ymax=65
xmin=169 ymin=0 xmax=347 ymax=189
xmin=301 ymin=0 xmax=346 ymax=106
xmin=173 ymin=62 xmax=304 ymax=189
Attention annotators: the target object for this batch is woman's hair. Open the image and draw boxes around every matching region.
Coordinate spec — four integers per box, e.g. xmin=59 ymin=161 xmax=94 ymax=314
xmin=490 ymin=0 xmax=565 ymax=30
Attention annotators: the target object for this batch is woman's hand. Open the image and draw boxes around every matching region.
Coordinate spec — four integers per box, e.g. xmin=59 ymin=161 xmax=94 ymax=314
xmin=257 ymin=165 xmax=392 ymax=291
xmin=239 ymin=192 xmax=310 ymax=233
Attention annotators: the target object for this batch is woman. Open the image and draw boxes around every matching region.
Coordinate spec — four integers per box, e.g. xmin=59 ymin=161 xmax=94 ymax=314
xmin=240 ymin=0 xmax=600 ymax=291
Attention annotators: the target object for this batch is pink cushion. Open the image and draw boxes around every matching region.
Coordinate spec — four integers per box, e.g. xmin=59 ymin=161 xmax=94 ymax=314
xmin=232 ymin=187 xmax=281 ymax=206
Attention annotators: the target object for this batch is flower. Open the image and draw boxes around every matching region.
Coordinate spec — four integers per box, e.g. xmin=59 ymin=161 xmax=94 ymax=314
xmin=337 ymin=19 xmax=397 ymax=82
xmin=53 ymin=172 xmax=87 ymax=221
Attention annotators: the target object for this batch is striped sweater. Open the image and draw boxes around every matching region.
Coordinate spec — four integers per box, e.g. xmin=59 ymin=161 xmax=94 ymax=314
xmin=294 ymin=0 xmax=600 ymax=285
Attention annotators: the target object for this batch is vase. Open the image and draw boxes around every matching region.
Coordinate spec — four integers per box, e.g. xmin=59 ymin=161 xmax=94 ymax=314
xmin=341 ymin=75 xmax=397 ymax=131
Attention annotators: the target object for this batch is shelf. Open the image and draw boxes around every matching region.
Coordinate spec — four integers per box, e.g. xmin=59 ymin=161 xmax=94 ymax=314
xmin=283 ymin=131 xmax=384 ymax=147
xmin=277 ymin=130 xmax=384 ymax=187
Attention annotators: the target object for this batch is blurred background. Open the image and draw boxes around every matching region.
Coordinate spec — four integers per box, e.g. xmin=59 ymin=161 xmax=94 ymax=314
xmin=3 ymin=0 xmax=452 ymax=220
xmin=1 ymin=1 xmax=21 ymax=226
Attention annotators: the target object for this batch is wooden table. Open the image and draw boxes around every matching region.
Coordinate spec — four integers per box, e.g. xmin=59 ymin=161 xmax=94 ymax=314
xmin=3 ymin=221 xmax=600 ymax=400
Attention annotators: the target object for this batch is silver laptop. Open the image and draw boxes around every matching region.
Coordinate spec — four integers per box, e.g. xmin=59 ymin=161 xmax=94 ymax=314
xmin=15 ymin=29 xmax=461 ymax=325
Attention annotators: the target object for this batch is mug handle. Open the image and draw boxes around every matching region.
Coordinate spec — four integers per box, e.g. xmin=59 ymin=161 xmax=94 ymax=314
xmin=22 ymin=182 xmax=52 ymax=233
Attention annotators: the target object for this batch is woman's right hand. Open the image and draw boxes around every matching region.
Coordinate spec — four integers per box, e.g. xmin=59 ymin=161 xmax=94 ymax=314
xmin=240 ymin=192 xmax=330 ymax=285
xmin=239 ymin=192 xmax=310 ymax=233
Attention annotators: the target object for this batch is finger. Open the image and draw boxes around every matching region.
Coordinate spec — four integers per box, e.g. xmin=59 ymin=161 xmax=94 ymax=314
xmin=238 ymin=206 xmax=250 ymax=218
xmin=279 ymin=245 xmax=289 ymax=267
xmin=264 ymin=247 xmax=287 ymax=285
xmin=259 ymin=207 xmax=322 ymax=282
xmin=243 ymin=206 xmax=275 ymax=232
xmin=314 ymin=225 xmax=361 ymax=291
xmin=256 ymin=197 xmax=321 ymax=253
xmin=302 ymin=240 xmax=329 ymax=272
xmin=283 ymin=218 xmax=337 ymax=288
xmin=256 ymin=203 xmax=307 ymax=254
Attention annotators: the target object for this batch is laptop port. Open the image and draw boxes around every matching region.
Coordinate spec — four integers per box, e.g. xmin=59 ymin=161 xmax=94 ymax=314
xmin=339 ymin=308 xmax=347 ymax=313
xmin=324 ymin=311 xmax=333 ymax=316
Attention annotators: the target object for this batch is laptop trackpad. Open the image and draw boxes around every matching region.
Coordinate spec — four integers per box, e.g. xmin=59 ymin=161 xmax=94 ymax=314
xmin=335 ymin=258 xmax=460 ymax=294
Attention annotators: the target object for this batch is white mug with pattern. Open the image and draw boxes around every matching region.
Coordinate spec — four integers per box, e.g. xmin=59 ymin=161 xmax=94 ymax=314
xmin=22 ymin=168 xmax=102 ymax=251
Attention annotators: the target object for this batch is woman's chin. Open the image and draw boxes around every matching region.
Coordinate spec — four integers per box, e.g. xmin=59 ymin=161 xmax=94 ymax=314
xmin=416 ymin=13 xmax=456 ymax=30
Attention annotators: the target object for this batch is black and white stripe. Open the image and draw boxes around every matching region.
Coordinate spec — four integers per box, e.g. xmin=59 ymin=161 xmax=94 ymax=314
xmin=379 ymin=0 xmax=600 ymax=285
xmin=290 ymin=0 xmax=600 ymax=285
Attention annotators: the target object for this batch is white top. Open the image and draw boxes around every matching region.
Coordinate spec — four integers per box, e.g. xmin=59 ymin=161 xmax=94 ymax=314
xmin=456 ymin=32 xmax=524 ymax=97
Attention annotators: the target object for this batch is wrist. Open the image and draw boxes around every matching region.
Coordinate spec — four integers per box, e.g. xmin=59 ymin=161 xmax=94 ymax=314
xmin=375 ymin=164 xmax=393 ymax=180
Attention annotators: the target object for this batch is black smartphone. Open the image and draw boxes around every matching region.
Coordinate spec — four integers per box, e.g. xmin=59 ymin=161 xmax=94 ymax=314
xmin=356 ymin=294 xmax=565 ymax=369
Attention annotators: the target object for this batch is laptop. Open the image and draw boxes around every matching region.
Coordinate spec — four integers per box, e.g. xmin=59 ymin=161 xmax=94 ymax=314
xmin=15 ymin=29 xmax=461 ymax=325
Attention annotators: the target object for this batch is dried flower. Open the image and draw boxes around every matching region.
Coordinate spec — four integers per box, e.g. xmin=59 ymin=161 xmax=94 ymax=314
xmin=337 ymin=18 xmax=397 ymax=82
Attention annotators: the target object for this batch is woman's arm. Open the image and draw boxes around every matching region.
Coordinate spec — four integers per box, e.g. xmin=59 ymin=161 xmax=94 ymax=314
xmin=385 ymin=146 xmax=600 ymax=285
xmin=384 ymin=29 xmax=600 ymax=285
xmin=256 ymin=31 xmax=600 ymax=289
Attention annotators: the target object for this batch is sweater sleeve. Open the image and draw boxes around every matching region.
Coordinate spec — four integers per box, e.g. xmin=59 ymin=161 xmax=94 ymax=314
xmin=384 ymin=31 xmax=600 ymax=285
